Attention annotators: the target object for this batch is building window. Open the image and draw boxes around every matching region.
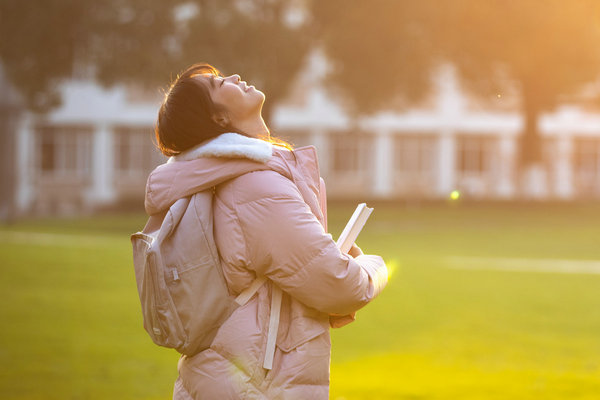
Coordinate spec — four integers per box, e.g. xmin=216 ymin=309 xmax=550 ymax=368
xmin=394 ymin=135 xmax=435 ymax=174
xmin=455 ymin=135 xmax=500 ymax=198
xmin=457 ymin=136 xmax=491 ymax=174
xmin=40 ymin=132 xmax=55 ymax=172
xmin=36 ymin=125 xmax=93 ymax=179
xmin=330 ymin=132 xmax=372 ymax=174
xmin=114 ymin=126 xmax=162 ymax=176
xmin=574 ymin=138 xmax=600 ymax=193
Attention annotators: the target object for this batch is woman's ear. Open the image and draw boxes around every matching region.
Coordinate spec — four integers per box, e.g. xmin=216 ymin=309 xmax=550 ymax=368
xmin=211 ymin=111 xmax=230 ymax=128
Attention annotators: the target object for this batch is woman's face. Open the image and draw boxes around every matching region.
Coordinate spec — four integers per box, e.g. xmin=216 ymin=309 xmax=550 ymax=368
xmin=198 ymin=73 xmax=265 ymax=127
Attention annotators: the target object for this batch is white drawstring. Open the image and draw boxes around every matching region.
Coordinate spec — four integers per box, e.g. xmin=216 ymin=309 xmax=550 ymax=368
xmin=234 ymin=277 xmax=282 ymax=370
xmin=263 ymin=285 xmax=282 ymax=370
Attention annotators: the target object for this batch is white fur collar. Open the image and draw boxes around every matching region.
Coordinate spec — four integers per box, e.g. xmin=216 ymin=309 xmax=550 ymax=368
xmin=167 ymin=132 xmax=273 ymax=164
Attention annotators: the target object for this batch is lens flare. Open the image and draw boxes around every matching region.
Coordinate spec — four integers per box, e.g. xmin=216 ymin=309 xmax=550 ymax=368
xmin=450 ymin=190 xmax=460 ymax=200
xmin=386 ymin=259 xmax=399 ymax=281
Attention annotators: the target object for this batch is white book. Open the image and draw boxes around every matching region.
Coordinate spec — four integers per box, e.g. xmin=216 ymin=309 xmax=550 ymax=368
xmin=336 ymin=203 xmax=374 ymax=254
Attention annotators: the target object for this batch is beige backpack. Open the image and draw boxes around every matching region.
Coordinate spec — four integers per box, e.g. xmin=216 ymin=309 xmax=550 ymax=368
xmin=130 ymin=190 xmax=264 ymax=356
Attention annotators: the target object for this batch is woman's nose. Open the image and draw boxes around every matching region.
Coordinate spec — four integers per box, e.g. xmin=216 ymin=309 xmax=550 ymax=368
xmin=226 ymin=74 xmax=241 ymax=83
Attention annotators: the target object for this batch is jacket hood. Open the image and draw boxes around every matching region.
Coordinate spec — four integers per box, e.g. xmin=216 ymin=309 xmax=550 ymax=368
xmin=144 ymin=133 xmax=320 ymax=215
xmin=168 ymin=132 xmax=273 ymax=164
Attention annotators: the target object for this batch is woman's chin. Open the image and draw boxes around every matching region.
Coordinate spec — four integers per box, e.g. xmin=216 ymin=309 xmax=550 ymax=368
xmin=254 ymin=88 xmax=265 ymax=100
xmin=255 ymin=90 xmax=266 ymax=107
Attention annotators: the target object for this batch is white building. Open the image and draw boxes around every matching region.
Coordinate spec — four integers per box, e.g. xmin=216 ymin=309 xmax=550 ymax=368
xmin=8 ymin=54 xmax=600 ymax=216
xmin=13 ymin=81 xmax=164 ymax=215
xmin=273 ymin=56 xmax=600 ymax=201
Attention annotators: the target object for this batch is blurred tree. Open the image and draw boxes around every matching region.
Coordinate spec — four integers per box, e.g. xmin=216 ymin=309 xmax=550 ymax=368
xmin=311 ymin=0 xmax=600 ymax=192
xmin=173 ymin=0 xmax=312 ymax=121
xmin=310 ymin=1 xmax=441 ymax=113
xmin=0 ymin=0 xmax=311 ymax=119
xmin=0 ymin=0 xmax=179 ymax=111
xmin=439 ymin=0 xmax=600 ymax=180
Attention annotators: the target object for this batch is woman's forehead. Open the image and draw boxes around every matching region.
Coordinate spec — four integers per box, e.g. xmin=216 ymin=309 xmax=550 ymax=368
xmin=193 ymin=73 xmax=218 ymax=89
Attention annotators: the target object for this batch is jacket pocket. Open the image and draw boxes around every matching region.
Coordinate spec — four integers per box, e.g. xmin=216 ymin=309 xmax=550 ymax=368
xmin=276 ymin=314 xmax=329 ymax=353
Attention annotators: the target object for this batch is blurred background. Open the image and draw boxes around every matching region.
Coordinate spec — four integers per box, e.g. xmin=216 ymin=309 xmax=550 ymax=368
xmin=0 ymin=1 xmax=599 ymax=399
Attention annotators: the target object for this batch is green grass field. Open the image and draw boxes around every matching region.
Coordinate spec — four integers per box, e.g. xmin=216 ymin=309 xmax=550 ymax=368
xmin=1 ymin=202 xmax=599 ymax=399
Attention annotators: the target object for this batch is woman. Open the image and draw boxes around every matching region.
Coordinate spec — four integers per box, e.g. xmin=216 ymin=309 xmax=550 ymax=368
xmin=146 ymin=63 xmax=388 ymax=399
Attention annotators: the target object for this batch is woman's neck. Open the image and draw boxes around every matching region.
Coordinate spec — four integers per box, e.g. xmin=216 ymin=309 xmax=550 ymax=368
xmin=234 ymin=116 xmax=270 ymax=139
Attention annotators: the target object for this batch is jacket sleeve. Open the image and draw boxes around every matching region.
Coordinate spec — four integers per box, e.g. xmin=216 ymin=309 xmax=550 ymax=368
xmin=233 ymin=171 xmax=388 ymax=315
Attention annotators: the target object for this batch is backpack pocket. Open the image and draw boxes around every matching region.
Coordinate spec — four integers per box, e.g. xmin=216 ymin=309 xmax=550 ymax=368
xmin=166 ymin=254 xmax=236 ymax=355
xmin=132 ymin=232 xmax=186 ymax=350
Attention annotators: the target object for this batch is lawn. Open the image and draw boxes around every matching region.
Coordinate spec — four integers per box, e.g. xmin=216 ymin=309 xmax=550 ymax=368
xmin=0 ymin=202 xmax=599 ymax=399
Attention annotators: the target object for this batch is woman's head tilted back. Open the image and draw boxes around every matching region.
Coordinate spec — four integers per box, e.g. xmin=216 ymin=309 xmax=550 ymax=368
xmin=155 ymin=63 xmax=267 ymax=157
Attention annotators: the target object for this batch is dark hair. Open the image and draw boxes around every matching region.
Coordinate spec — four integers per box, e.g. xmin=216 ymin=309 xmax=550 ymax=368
xmin=155 ymin=63 xmax=228 ymax=157
xmin=155 ymin=62 xmax=294 ymax=156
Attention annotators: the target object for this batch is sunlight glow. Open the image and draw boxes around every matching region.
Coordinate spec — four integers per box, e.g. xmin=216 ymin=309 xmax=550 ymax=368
xmin=386 ymin=259 xmax=399 ymax=281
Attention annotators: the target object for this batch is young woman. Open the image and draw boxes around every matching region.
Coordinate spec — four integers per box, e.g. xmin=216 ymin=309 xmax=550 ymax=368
xmin=146 ymin=63 xmax=388 ymax=399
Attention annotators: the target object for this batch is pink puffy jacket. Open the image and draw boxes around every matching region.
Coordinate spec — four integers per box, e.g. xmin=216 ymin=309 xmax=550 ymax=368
xmin=144 ymin=134 xmax=388 ymax=399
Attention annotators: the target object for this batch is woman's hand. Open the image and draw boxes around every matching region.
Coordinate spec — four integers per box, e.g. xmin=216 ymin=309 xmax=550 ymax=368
xmin=348 ymin=243 xmax=363 ymax=258
xmin=329 ymin=244 xmax=363 ymax=327
xmin=329 ymin=312 xmax=356 ymax=328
